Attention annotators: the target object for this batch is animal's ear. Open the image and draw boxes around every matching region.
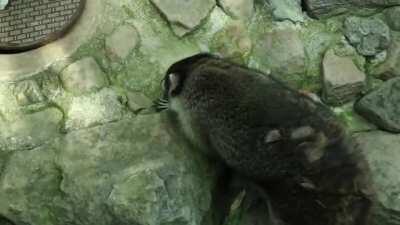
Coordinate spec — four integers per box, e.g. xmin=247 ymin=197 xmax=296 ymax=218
xmin=168 ymin=73 xmax=180 ymax=95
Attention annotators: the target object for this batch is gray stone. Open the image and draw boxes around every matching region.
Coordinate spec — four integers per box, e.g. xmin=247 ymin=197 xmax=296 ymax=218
xmin=0 ymin=115 xmax=215 ymax=225
xmin=11 ymin=80 xmax=46 ymax=106
xmin=268 ymin=0 xmax=304 ymax=22
xmin=0 ymin=0 xmax=8 ymax=10
xmin=105 ymin=24 xmax=140 ymax=61
xmin=253 ymin=27 xmax=306 ymax=79
xmin=0 ymin=108 xmax=63 ymax=152
xmin=65 ymin=88 xmax=125 ymax=131
xmin=372 ymin=38 xmax=400 ymax=80
xmin=304 ymin=0 xmax=400 ymax=18
xmin=322 ymin=49 xmax=366 ymax=105
xmin=355 ymin=77 xmax=400 ymax=133
xmin=150 ymin=0 xmax=216 ymax=37
xmin=218 ymin=0 xmax=254 ymax=21
xmin=35 ymin=71 xmax=63 ymax=101
xmin=354 ymin=131 xmax=400 ymax=224
xmin=344 ymin=17 xmax=391 ymax=56
xmin=0 ymin=145 xmax=60 ymax=225
xmin=126 ymin=91 xmax=152 ymax=111
xmin=210 ymin=21 xmax=252 ymax=64
xmin=61 ymin=57 xmax=108 ymax=95
xmin=0 ymin=84 xmax=21 ymax=120
xmin=385 ymin=6 xmax=400 ymax=31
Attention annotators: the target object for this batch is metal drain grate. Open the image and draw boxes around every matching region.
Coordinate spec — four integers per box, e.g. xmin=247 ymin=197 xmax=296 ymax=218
xmin=0 ymin=0 xmax=85 ymax=53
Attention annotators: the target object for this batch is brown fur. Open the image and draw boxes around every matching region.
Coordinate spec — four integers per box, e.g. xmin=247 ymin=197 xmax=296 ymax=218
xmin=161 ymin=54 xmax=375 ymax=225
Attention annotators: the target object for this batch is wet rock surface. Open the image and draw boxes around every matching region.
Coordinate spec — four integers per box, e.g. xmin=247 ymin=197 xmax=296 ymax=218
xmin=355 ymin=77 xmax=400 ymax=133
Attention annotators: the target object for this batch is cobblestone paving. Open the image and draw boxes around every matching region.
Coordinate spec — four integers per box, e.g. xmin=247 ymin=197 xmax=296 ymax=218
xmin=0 ymin=0 xmax=84 ymax=51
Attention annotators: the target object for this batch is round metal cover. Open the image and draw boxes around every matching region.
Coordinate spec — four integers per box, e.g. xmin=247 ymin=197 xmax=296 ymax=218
xmin=0 ymin=0 xmax=85 ymax=53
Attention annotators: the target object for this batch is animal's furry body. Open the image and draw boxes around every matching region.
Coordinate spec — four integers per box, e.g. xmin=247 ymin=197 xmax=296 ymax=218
xmin=156 ymin=53 xmax=375 ymax=225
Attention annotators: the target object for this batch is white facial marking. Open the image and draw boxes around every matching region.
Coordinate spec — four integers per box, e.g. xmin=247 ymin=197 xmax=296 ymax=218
xmin=168 ymin=73 xmax=179 ymax=96
xmin=299 ymin=132 xmax=327 ymax=163
xmin=291 ymin=126 xmax=314 ymax=140
xmin=265 ymin=129 xmax=282 ymax=144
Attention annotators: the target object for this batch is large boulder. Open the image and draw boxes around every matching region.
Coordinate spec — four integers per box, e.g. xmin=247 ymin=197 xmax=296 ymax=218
xmin=303 ymin=0 xmax=400 ymax=18
xmin=354 ymin=131 xmax=400 ymax=225
xmin=0 ymin=115 xmax=215 ymax=225
xmin=0 ymin=108 xmax=63 ymax=151
xmin=355 ymin=77 xmax=400 ymax=133
xmin=343 ymin=17 xmax=391 ymax=56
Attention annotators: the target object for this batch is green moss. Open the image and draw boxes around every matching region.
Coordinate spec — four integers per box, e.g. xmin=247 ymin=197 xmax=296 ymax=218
xmin=333 ymin=104 xmax=377 ymax=133
xmin=300 ymin=20 xmax=340 ymax=92
xmin=364 ymin=77 xmax=384 ymax=94
xmin=72 ymin=35 xmax=109 ymax=73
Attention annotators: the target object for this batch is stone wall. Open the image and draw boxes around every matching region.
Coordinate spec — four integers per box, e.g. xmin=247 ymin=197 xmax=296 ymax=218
xmin=0 ymin=0 xmax=399 ymax=225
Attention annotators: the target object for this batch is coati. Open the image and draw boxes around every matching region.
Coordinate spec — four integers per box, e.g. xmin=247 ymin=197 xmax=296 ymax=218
xmin=150 ymin=53 xmax=375 ymax=225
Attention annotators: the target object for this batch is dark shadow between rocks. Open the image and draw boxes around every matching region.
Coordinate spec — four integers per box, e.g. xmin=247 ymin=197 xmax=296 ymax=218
xmin=0 ymin=215 xmax=16 ymax=225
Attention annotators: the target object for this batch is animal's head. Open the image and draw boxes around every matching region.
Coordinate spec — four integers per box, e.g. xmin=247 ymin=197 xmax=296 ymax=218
xmin=152 ymin=53 xmax=219 ymax=112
